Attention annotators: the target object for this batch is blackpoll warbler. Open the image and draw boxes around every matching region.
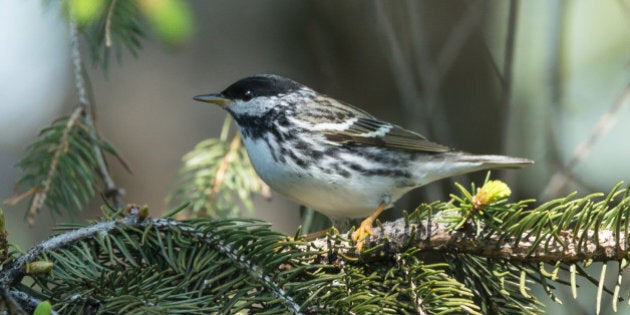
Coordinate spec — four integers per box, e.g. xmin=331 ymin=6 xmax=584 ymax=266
xmin=194 ymin=74 xmax=532 ymax=246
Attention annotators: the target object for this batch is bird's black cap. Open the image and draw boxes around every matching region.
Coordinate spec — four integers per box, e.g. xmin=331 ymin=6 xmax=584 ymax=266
xmin=220 ymin=74 xmax=303 ymax=101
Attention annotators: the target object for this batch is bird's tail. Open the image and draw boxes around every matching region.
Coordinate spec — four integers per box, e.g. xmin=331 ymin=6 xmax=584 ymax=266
xmin=409 ymin=152 xmax=533 ymax=187
xmin=456 ymin=154 xmax=534 ymax=169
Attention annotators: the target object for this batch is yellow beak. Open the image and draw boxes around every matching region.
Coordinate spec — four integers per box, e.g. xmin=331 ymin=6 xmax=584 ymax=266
xmin=193 ymin=93 xmax=231 ymax=106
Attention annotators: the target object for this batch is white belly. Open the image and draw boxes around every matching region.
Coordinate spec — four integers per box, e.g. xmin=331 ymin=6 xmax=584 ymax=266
xmin=242 ymin=137 xmax=411 ymax=219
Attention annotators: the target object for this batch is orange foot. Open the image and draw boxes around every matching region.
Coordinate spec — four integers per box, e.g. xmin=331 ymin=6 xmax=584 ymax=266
xmin=352 ymin=202 xmax=387 ymax=251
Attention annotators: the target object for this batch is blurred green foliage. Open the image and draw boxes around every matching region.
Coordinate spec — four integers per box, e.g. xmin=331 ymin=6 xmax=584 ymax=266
xmin=138 ymin=0 xmax=193 ymax=46
xmin=168 ymin=117 xmax=267 ymax=218
xmin=64 ymin=0 xmax=193 ymax=68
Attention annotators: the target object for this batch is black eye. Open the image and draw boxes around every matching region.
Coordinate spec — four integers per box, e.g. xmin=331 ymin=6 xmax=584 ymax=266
xmin=243 ymin=90 xmax=253 ymax=101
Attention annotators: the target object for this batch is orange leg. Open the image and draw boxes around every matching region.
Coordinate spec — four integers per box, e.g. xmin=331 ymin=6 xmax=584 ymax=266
xmin=352 ymin=201 xmax=388 ymax=250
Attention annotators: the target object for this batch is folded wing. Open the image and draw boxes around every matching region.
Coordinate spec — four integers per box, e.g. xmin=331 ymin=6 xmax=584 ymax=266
xmin=323 ymin=117 xmax=451 ymax=153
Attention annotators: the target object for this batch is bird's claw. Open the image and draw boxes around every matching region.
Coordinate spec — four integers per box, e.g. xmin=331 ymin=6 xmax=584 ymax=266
xmin=352 ymin=218 xmax=374 ymax=251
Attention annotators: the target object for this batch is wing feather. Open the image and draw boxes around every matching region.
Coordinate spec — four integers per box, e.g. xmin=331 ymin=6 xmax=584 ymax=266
xmin=294 ymin=97 xmax=451 ymax=153
xmin=323 ymin=118 xmax=451 ymax=153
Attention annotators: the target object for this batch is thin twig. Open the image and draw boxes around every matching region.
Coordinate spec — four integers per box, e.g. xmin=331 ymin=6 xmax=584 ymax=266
xmin=105 ymin=0 xmax=118 ymax=48
xmin=9 ymin=289 xmax=59 ymax=315
xmin=5 ymin=21 xmax=126 ymax=221
xmin=401 ymin=255 xmax=427 ymax=315
xmin=211 ymin=135 xmax=242 ymax=195
xmin=200 ymin=135 xmax=243 ymax=216
xmin=70 ymin=20 xmax=125 ymax=208
xmin=85 ymin=116 xmax=125 ymax=208
xmin=0 ymin=288 xmax=27 ymax=315
xmin=541 ymin=84 xmax=630 ymax=199
xmin=69 ymin=20 xmax=88 ymax=109
xmin=24 ymin=107 xmax=84 ymax=226
xmin=151 ymin=219 xmax=304 ymax=314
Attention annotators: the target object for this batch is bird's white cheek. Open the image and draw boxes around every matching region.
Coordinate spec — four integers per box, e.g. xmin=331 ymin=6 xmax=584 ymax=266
xmin=228 ymin=98 xmax=275 ymax=117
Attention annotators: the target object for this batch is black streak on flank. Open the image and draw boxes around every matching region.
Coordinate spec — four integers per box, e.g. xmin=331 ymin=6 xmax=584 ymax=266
xmin=277 ymin=114 xmax=291 ymax=127
xmin=264 ymin=138 xmax=282 ymax=163
xmin=310 ymin=150 xmax=324 ymax=160
xmin=331 ymin=164 xmax=351 ymax=178
xmin=346 ymin=162 xmax=412 ymax=178
xmin=280 ymin=147 xmax=308 ymax=168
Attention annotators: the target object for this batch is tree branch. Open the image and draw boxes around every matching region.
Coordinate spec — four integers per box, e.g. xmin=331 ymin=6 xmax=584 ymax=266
xmin=0 ymin=288 xmax=27 ymax=315
xmin=9 ymin=289 xmax=59 ymax=315
xmin=15 ymin=106 xmax=85 ymax=226
xmin=0 ymin=218 xmax=122 ymax=286
xmin=1 ymin=214 xmax=304 ymax=314
xmin=70 ymin=19 xmax=125 ymax=208
xmin=4 ymin=180 xmax=629 ymax=313
xmin=308 ymin=214 xmax=628 ymax=264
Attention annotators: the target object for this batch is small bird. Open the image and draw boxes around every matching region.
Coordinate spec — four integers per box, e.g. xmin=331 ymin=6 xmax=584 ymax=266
xmin=194 ymin=74 xmax=532 ymax=245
